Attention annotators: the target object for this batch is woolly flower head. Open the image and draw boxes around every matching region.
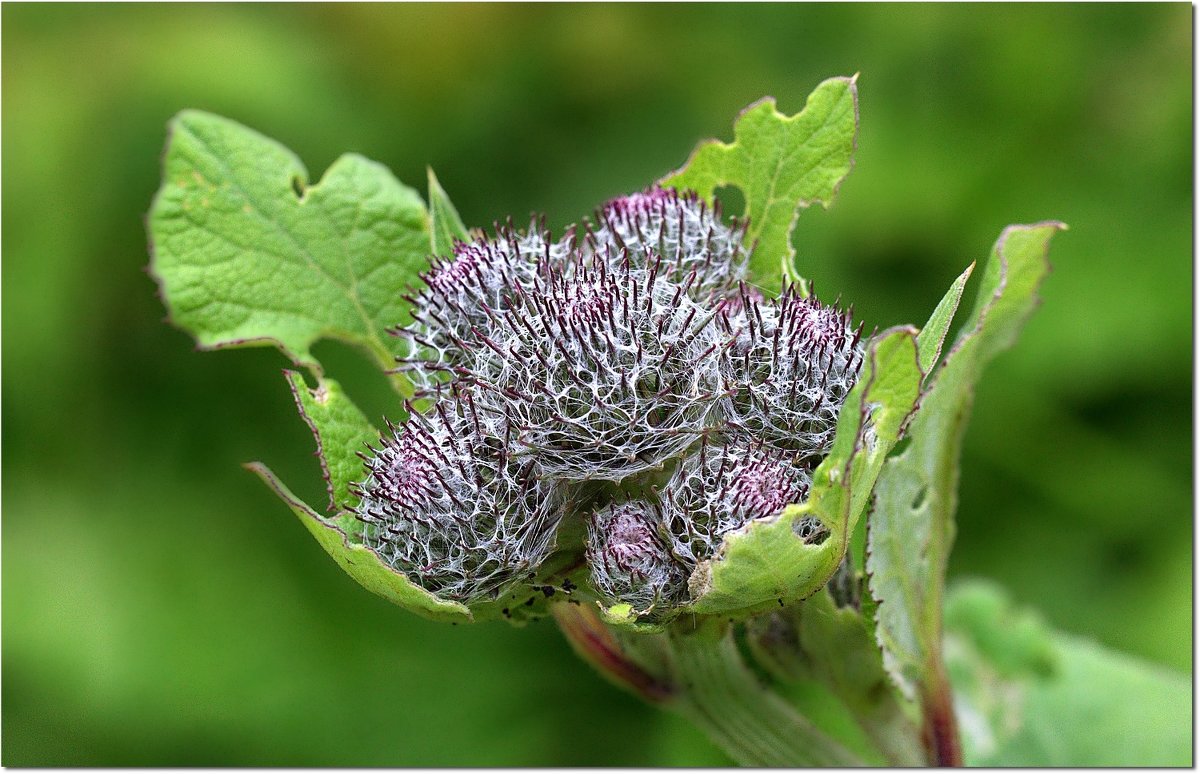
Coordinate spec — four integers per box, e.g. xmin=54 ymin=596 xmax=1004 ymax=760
xmin=587 ymin=186 xmax=749 ymax=302
xmin=722 ymin=284 xmax=865 ymax=462
xmin=353 ymin=386 xmax=561 ymax=604
xmin=454 ymin=253 xmax=732 ymax=482
xmin=586 ymin=500 xmax=689 ymax=614
xmin=392 ymin=220 xmax=571 ymax=393
xmin=661 ymin=437 xmax=816 ymax=568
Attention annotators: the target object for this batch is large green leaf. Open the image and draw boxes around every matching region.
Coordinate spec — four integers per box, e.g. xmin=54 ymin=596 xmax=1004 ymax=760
xmin=945 ymin=580 xmax=1191 ymax=767
xmin=148 ymin=110 xmax=431 ymax=377
xmin=660 ymin=76 xmax=858 ymax=289
xmin=866 ymin=223 xmax=1064 ymax=707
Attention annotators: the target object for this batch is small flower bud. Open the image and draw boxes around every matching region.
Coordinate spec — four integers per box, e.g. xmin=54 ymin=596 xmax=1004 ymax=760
xmin=662 ymin=437 xmax=814 ymax=567
xmin=586 ymin=500 xmax=689 ymax=613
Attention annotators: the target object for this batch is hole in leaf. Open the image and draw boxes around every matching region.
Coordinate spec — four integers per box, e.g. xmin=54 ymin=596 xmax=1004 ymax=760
xmin=793 ymin=515 xmax=830 ymax=545
xmin=713 ymin=184 xmax=746 ymax=222
xmin=911 ymin=485 xmax=928 ymax=511
xmin=291 ymin=175 xmax=307 ymax=200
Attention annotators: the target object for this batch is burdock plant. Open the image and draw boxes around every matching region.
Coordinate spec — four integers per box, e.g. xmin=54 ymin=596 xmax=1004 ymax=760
xmin=150 ymin=76 xmax=1182 ymax=766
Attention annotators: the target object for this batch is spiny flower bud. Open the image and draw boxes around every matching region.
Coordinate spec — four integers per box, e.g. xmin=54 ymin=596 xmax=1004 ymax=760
xmin=586 ymin=500 xmax=689 ymax=614
xmin=661 ymin=437 xmax=816 ymax=567
xmin=392 ymin=220 xmax=572 ymax=393
xmin=587 ymin=186 xmax=749 ymax=302
xmin=457 ymin=253 xmax=732 ymax=482
xmin=722 ymin=284 xmax=865 ymax=462
xmin=353 ymin=386 xmax=561 ymax=604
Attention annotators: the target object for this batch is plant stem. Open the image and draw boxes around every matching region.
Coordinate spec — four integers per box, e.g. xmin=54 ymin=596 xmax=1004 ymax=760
xmin=922 ymin=663 xmax=963 ymax=767
xmin=857 ymin=690 xmax=927 ymax=766
xmin=555 ymin=602 xmax=867 ymax=767
xmin=552 ymin=602 xmax=674 ymax=703
xmin=666 ymin=618 xmax=866 ymax=767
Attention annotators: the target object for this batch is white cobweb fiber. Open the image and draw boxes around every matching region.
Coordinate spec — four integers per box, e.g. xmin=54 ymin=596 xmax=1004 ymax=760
xmin=391 ymin=221 xmax=574 ymax=395
xmin=585 ymin=186 xmax=749 ymax=303
xmin=719 ymin=284 xmax=865 ymax=464
xmin=356 ymin=187 xmax=867 ymax=611
xmin=457 ymin=252 xmax=732 ymax=482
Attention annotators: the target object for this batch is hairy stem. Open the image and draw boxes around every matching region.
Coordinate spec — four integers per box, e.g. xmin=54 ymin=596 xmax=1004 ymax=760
xmin=667 ymin=618 xmax=866 ymax=766
xmin=667 ymin=619 xmax=864 ymax=763
xmin=554 ymin=603 xmax=866 ymax=766
xmin=743 ymin=591 xmax=927 ymax=766
xmin=552 ymin=602 xmax=675 ymax=703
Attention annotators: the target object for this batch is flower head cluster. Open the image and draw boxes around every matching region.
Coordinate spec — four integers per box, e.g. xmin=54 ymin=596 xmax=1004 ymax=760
xmin=358 ymin=187 xmax=864 ymax=614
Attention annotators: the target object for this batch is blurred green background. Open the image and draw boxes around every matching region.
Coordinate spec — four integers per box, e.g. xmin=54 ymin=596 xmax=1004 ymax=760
xmin=3 ymin=3 xmax=1191 ymax=766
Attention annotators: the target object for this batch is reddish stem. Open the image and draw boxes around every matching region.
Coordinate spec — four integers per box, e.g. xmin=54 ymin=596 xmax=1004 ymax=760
xmin=551 ymin=602 xmax=675 ymax=703
xmin=922 ymin=671 xmax=963 ymax=767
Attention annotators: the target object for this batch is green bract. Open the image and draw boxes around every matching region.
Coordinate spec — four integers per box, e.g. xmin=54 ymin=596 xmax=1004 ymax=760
xmin=672 ymin=326 xmax=923 ymax=620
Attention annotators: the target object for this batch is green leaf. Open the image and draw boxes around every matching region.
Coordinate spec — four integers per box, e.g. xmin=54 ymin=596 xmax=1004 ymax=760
xmin=866 ymin=223 xmax=1065 ymax=705
xmin=683 ymin=326 xmax=923 ymax=618
xmin=916 ymin=262 xmax=974 ymax=377
xmin=284 ymin=370 xmax=379 ymax=533
xmin=945 ymin=580 xmax=1191 ymax=767
xmin=148 ymin=110 xmax=431 ymax=378
xmin=427 ymin=167 xmax=470 ymax=257
xmin=746 ymin=589 xmax=926 ymax=766
xmin=245 ymin=461 xmax=473 ymax=624
xmin=660 ymin=76 xmax=858 ymax=289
